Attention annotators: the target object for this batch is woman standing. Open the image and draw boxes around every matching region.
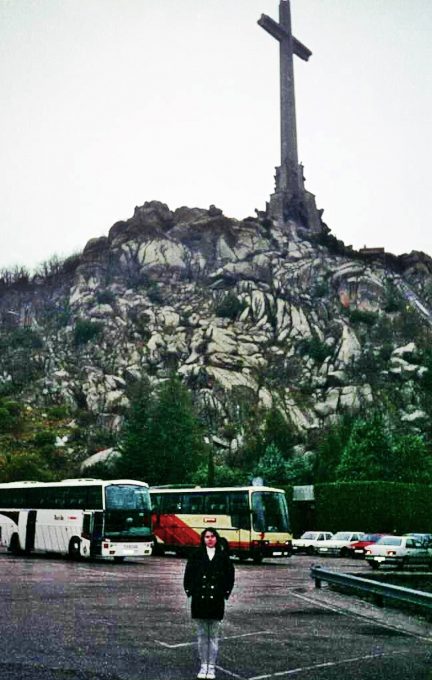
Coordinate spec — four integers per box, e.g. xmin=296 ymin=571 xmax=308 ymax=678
xmin=184 ymin=528 xmax=235 ymax=679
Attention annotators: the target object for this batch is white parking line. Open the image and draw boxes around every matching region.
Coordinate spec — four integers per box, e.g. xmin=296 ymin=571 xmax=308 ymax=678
xmin=76 ymin=567 xmax=158 ymax=579
xmin=289 ymin=591 xmax=432 ymax=643
xmin=216 ymin=665 xmax=246 ymax=679
xmin=155 ymin=630 xmax=272 ymax=649
xmin=248 ymin=651 xmax=404 ymax=679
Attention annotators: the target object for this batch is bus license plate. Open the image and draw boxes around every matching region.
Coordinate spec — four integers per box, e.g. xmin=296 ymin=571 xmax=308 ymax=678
xmin=122 ymin=544 xmax=138 ymax=552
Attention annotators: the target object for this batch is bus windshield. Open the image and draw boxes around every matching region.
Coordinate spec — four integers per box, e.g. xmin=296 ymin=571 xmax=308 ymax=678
xmin=251 ymin=491 xmax=290 ymax=533
xmin=105 ymin=484 xmax=152 ymax=539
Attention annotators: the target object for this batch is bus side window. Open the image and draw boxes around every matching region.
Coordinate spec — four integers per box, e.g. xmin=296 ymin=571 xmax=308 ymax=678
xmin=2 ymin=488 xmax=14 ymax=508
xmin=87 ymin=486 xmax=103 ymax=510
xmin=229 ymin=492 xmax=250 ymax=530
xmin=182 ymin=494 xmax=203 ymax=514
xmin=162 ymin=493 xmax=183 ymax=514
xmin=151 ymin=494 xmax=162 ymax=513
xmin=204 ymin=493 xmax=227 ymax=514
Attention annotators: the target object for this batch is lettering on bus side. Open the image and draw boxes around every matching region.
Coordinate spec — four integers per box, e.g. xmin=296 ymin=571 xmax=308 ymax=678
xmin=54 ymin=515 xmax=64 ymax=521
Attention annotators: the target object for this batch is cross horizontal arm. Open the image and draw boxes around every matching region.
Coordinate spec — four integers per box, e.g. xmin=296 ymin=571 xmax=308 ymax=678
xmin=258 ymin=13 xmax=312 ymax=61
xmin=293 ymin=37 xmax=312 ymax=61
xmin=258 ymin=14 xmax=289 ymax=42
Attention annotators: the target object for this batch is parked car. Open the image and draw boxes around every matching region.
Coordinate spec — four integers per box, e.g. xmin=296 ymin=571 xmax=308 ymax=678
xmin=315 ymin=531 xmax=364 ymax=557
xmin=292 ymin=531 xmax=333 ymax=555
xmin=365 ymin=535 xmax=432 ymax=570
xmin=348 ymin=533 xmax=386 ymax=558
xmin=403 ymin=533 xmax=432 ymax=547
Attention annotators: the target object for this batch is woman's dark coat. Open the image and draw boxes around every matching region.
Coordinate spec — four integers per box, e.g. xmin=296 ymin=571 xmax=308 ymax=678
xmin=184 ymin=547 xmax=235 ymax=620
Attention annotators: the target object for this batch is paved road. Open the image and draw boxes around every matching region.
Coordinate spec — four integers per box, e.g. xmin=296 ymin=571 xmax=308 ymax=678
xmin=0 ymin=551 xmax=431 ymax=680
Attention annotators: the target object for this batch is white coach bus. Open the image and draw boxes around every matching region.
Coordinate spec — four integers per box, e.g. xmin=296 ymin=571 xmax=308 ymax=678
xmin=0 ymin=478 xmax=153 ymax=561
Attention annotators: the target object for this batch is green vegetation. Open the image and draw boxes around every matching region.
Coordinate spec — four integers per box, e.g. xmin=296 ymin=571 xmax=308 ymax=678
xmin=336 ymin=413 xmax=432 ymax=483
xmin=215 ymin=292 xmax=246 ymax=320
xmin=313 ymin=415 xmax=355 ymax=483
xmin=118 ymin=374 xmax=206 ymax=485
xmin=0 ymin=399 xmax=23 ymax=433
xmin=348 ymin=309 xmax=378 ymax=326
xmin=96 ymin=289 xmax=116 ymax=305
xmin=298 ymin=335 xmax=331 ymax=363
xmin=384 ymin=284 xmax=403 ymax=313
xmin=73 ymin=319 xmax=104 ymax=345
xmin=146 ymin=283 xmax=164 ymax=304
xmin=314 ymin=482 xmax=432 ymax=533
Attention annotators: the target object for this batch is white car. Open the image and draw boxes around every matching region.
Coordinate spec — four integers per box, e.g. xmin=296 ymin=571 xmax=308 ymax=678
xmin=292 ymin=531 xmax=333 ymax=555
xmin=365 ymin=535 xmax=432 ymax=570
xmin=315 ymin=531 xmax=364 ymax=557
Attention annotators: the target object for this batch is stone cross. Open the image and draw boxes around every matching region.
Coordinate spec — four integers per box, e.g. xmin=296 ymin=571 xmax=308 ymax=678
xmin=258 ymin=1 xmax=312 ymax=201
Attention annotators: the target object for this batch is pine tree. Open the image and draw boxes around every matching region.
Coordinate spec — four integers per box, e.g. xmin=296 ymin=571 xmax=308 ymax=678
xmin=118 ymin=378 xmax=153 ymax=482
xmin=145 ymin=374 xmax=205 ymax=485
xmin=336 ymin=413 xmax=392 ymax=481
xmin=253 ymin=443 xmax=287 ymax=486
xmin=313 ymin=415 xmax=355 ymax=482
xmin=261 ymin=406 xmax=296 ymax=459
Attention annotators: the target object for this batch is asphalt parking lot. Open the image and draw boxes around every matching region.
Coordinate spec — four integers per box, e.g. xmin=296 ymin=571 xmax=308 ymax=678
xmin=0 ymin=551 xmax=431 ymax=680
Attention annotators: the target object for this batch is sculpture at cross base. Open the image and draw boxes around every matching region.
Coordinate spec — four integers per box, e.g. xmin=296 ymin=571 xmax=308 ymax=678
xmin=258 ymin=0 xmax=323 ymax=233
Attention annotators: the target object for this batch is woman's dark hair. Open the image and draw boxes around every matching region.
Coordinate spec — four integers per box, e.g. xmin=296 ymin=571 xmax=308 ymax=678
xmin=200 ymin=527 xmax=221 ymax=548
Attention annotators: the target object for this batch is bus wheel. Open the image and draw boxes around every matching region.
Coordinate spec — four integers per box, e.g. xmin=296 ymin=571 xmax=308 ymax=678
xmin=8 ymin=533 xmax=22 ymax=555
xmin=114 ymin=556 xmax=125 ymax=563
xmin=252 ymin=553 xmax=263 ymax=564
xmin=68 ymin=537 xmax=82 ymax=560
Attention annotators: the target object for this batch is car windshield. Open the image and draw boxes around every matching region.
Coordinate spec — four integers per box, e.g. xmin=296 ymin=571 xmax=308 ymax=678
xmin=376 ymin=536 xmax=401 ymax=546
xmin=301 ymin=532 xmax=317 ymax=539
xmin=363 ymin=534 xmax=380 ymax=542
xmin=332 ymin=532 xmax=353 ymax=541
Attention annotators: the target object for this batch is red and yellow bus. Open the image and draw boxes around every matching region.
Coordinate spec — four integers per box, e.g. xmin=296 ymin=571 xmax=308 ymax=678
xmin=150 ymin=485 xmax=292 ymax=563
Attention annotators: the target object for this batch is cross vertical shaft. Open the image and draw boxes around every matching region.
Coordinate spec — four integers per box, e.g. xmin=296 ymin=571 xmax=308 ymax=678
xmin=258 ymin=1 xmax=322 ymax=231
xmin=279 ymin=0 xmax=299 ymax=181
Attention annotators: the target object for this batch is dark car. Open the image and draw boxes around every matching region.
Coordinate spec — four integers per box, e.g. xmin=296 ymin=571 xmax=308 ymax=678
xmin=348 ymin=533 xmax=386 ymax=558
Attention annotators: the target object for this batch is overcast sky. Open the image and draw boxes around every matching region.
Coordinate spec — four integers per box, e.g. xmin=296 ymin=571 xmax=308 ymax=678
xmin=1 ymin=0 xmax=431 ymax=270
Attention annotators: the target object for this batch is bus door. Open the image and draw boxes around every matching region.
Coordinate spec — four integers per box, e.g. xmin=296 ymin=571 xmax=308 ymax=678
xmin=25 ymin=510 xmax=37 ymax=553
xmin=83 ymin=511 xmax=104 ymax=555
xmin=229 ymin=491 xmax=251 ymax=555
xmin=93 ymin=511 xmax=104 ymax=540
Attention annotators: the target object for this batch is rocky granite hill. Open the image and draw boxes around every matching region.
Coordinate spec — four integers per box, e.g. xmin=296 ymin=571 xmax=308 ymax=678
xmin=1 ymin=201 xmax=432 ymax=470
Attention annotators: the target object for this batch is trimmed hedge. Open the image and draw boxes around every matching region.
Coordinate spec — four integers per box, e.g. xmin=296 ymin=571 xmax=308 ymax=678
xmin=314 ymin=482 xmax=432 ymax=534
xmin=283 ymin=482 xmax=432 ymax=535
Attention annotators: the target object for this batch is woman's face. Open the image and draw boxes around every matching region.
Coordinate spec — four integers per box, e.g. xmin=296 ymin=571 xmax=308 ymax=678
xmin=204 ymin=531 xmax=217 ymax=548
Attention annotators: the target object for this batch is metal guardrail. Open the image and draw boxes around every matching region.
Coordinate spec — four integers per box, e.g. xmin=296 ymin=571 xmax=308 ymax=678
xmin=310 ymin=565 xmax=432 ymax=611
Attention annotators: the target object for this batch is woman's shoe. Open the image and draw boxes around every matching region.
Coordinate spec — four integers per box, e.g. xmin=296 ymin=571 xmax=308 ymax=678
xmin=207 ymin=666 xmax=216 ymax=679
xmin=197 ymin=664 xmax=208 ymax=679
